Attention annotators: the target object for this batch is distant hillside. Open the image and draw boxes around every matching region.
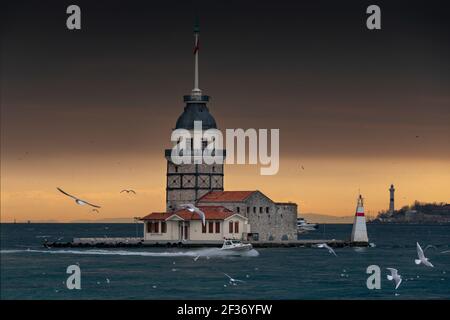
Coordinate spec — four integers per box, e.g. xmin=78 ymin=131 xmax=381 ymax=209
xmin=372 ymin=201 xmax=450 ymax=224
xmin=300 ymin=213 xmax=354 ymax=224
xmin=70 ymin=217 xmax=137 ymax=223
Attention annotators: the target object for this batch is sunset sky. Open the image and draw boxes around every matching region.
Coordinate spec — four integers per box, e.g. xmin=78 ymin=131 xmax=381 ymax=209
xmin=1 ymin=0 xmax=449 ymax=222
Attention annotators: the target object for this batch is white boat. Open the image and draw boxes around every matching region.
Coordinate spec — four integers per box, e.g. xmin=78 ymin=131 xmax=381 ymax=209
xmin=221 ymin=239 xmax=253 ymax=251
xmin=297 ymin=218 xmax=319 ymax=231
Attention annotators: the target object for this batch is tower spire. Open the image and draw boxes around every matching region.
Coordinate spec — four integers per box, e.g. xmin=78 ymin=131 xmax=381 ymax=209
xmin=192 ymin=18 xmax=201 ymax=96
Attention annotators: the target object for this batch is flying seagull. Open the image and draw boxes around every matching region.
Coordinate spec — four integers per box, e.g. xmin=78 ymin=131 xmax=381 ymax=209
xmin=415 ymin=242 xmax=434 ymax=267
xmin=224 ymin=273 xmax=245 ymax=286
xmin=386 ymin=268 xmax=402 ymax=289
xmin=178 ymin=204 xmax=206 ymax=226
xmin=120 ymin=189 xmax=136 ymax=194
xmin=57 ymin=187 xmax=101 ymax=208
xmin=316 ymin=243 xmax=337 ymax=256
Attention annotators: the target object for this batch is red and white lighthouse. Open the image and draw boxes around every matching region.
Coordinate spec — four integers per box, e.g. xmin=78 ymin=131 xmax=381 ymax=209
xmin=351 ymin=195 xmax=369 ymax=243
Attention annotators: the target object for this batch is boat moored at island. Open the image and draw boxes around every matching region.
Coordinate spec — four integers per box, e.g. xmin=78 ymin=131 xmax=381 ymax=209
xmin=297 ymin=218 xmax=319 ymax=231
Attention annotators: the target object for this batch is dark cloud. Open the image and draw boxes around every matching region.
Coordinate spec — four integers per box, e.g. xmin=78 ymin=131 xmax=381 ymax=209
xmin=1 ymin=0 xmax=449 ymax=159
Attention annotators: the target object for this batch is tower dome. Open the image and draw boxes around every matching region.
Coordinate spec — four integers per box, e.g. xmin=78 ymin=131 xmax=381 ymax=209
xmin=175 ymin=96 xmax=217 ymax=130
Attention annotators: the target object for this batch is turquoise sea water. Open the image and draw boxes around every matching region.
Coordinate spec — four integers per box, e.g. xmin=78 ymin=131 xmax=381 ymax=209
xmin=1 ymin=223 xmax=449 ymax=299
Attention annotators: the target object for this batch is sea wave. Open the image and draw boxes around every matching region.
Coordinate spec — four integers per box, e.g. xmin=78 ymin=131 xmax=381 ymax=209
xmin=0 ymin=248 xmax=259 ymax=258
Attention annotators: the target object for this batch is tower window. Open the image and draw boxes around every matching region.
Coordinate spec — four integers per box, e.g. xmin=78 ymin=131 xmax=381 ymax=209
xmin=259 ymin=207 xmax=263 ymax=213
xmin=266 ymin=207 xmax=269 ymax=213
xmin=253 ymin=207 xmax=256 ymax=213
xmin=247 ymin=207 xmax=250 ymax=213
xmin=237 ymin=207 xmax=240 ymax=213
xmin=212 ymin=166 xmax=215 ymax=172
xmin=174 ymin=166 xmax=178 ymax=173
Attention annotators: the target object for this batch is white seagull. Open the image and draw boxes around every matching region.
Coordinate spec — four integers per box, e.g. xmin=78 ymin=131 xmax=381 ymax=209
xmin=316 ymin=243 xmax=337 ymax=256
xmin=178 ymin=204 xmax=206 ymax=226
xmin=224 ymin=273 xmax=245 ymax=286
xmin=415 ymin=242 xmax=434 ymax=267
xmin=57 ymin=187 xmax=101 ymax=208
xmin=386 ymin=268 xmax=402 ymax=289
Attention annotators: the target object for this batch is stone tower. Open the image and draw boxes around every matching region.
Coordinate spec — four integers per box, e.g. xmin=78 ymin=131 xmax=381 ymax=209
xmin=389 ymin=184 xmax=395 ymax=214
xmin=165 ymin=21 xmax=225 ymax=211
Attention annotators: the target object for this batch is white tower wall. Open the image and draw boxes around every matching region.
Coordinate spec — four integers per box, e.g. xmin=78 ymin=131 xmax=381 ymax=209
xmin=351 ymin=195 xmax=369 ymax=243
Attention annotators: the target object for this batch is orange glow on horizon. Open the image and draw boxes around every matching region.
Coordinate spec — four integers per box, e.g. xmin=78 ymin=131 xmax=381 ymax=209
xmin=1 ymin=154 xmax=449 ymax=222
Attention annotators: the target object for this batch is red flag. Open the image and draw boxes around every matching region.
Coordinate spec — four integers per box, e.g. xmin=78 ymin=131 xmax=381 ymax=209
xmin=193 ymin=36 xmax=199 ymax=54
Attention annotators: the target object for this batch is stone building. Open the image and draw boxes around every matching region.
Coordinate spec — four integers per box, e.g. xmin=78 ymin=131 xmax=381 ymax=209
xmin=141 ymin=23 xmax=298 ymax=243
xmin=198 ymin=191 xmax=297 ymax=241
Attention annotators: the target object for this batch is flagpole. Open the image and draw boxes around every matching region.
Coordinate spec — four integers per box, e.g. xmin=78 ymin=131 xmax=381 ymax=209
xmin=192 ymin=20 xmax=201 ymax=96
xmin=194 ymin=32 xmax=199 ymax=92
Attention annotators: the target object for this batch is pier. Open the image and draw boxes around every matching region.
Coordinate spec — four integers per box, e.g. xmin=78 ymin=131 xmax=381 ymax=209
xmin=44 ymin=237 xmax=368 ymax=248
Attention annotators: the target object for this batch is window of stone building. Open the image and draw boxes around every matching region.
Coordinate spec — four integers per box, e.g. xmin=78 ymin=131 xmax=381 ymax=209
xmin=208 ymin=222 xmax=214 ymax=233
xmin=237 ymin=207 xmax=240 ymax=213
xmin=229 ymin=221 xmax=233 ymax=233
xmin=202 ymin=223 xmax=207 ymax=233
xmin=253 ymin=207 xmax=256 ymax=213
xmin=161 ymin=222 xmax=167 ymax=233
xmin=215 ymin=221 xmax=220 ymax=233
xmin=174 ymin=166 xmax=178 ymax=173
xmin=247 ymin=207 xmax=250 ymax=213
xmin=212 ymin=166 xmax=215 ymax=172
xmin=259 ymin=207 xmax=263 ymax=213
xmin=234 ymin=221 xmax=239 ymax=233
xmin=266 ymin=207 xmax=269 ymax=213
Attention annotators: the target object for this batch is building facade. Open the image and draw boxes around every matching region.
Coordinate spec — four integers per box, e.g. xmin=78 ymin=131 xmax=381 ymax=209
xmin=141 ymin=206 xmax=249 ymax=243
xmin=198 ymin=191 xmax=298 ymax=241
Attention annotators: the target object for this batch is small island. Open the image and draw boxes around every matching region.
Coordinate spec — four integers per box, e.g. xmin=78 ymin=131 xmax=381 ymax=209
xmin=371 ymin=201 xmax=450 ymax=224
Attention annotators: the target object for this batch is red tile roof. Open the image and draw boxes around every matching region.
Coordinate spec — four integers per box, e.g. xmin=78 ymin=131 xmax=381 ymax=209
xmin=198 ymin=191 xmax=256 ymax=202
xmin=141 ymin=206 xmax=237 ymax=221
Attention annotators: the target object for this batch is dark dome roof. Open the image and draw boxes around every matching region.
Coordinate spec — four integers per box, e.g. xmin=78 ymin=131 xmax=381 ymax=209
xmin=175 ymin=103 xmax=217 ymax=130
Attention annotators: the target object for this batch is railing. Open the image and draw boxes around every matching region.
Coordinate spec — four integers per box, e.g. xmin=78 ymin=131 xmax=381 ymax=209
xmin=183 ymin=95 xmax=210 ymax=102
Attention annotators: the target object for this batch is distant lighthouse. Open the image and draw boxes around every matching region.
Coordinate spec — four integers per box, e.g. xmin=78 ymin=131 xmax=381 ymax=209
xmin=351 ymin=195 xmax=369 ymax=243
xmin=389 ymin=184 xmax=395 ymax=214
